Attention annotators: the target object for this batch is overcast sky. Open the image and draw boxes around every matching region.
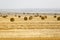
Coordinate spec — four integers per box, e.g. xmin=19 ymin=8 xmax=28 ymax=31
xmin=0 ymin=0 xmax=60 ymax=9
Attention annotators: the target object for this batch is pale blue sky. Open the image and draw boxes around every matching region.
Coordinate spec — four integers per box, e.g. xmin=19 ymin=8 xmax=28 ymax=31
xmin=0 ymin=0 xmax=60 ymax=9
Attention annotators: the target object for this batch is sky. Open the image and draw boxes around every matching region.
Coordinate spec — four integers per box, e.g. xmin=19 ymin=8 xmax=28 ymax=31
xmin=0 ymin=0 xmax=60 ymax=9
